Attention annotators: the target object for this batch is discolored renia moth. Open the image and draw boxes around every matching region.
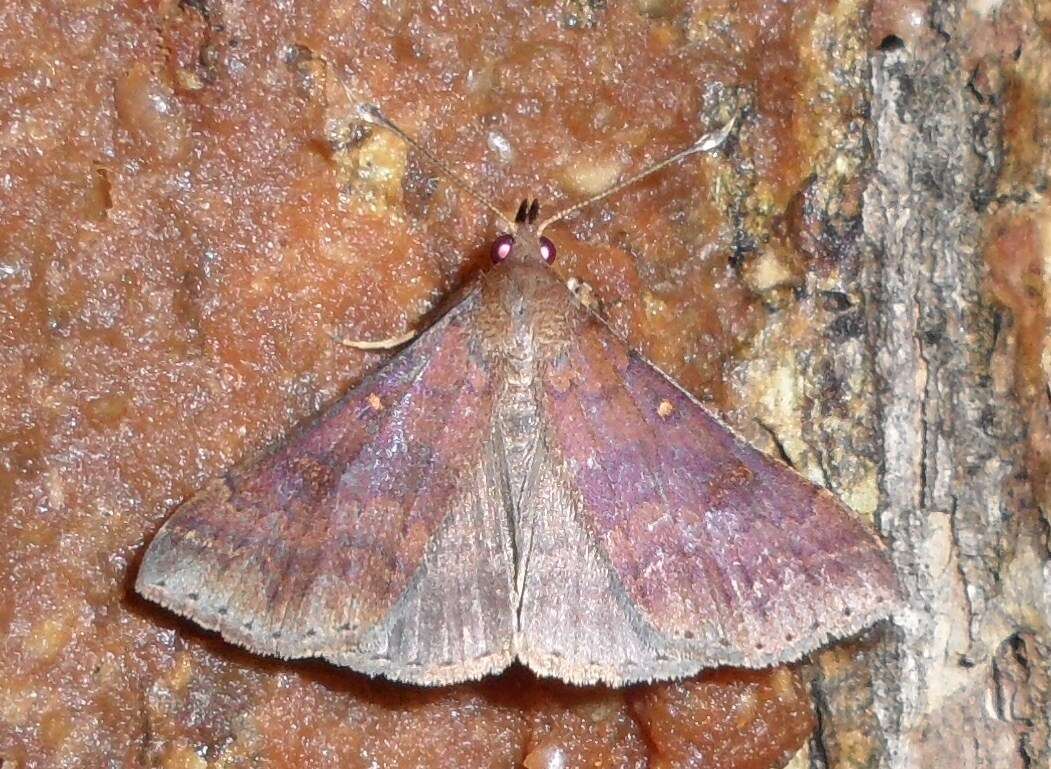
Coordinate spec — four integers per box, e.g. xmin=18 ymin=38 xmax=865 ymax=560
xmin=136 ymin=104 xmax=901 ymax=686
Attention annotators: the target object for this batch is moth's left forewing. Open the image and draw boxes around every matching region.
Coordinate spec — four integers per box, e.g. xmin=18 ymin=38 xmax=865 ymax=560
xmin=519 ymin=281 xmax=902 ymax=684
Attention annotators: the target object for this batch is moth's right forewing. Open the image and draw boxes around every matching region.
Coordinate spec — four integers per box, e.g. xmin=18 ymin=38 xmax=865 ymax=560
xmin=136 ymin=287 xmax=517 ymax=684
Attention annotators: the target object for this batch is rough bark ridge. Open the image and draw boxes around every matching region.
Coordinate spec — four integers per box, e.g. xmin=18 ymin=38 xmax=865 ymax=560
xmin=808 ymin=1 xmax=1051 ymax=767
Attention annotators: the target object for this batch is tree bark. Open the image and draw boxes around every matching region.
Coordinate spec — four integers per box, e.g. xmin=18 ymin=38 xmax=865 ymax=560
xmin=806 ymin=2 xmax=1051 ymax=766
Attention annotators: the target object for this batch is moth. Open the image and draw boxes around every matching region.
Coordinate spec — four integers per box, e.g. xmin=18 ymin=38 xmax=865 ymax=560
xmin=136 ymin=106 xmax=901 ymax=686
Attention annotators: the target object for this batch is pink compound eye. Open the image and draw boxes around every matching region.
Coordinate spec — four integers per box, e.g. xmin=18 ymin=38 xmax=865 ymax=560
xmin=539 ymin=236 xmax=556 ymax=264
xmin=491 ymin=234 xmax=514 ymax=264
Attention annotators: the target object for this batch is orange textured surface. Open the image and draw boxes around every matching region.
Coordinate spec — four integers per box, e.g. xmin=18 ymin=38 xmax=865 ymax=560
xmin=0 ymin=0 xmax=869 ymax=765
xmin=973 ymin=0 xmax=1051 ymax=525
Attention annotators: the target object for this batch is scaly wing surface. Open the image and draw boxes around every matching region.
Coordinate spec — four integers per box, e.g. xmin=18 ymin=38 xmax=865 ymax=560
xmin=518 ymin=295 xmax=900 ymax=685
xmin=137 ymin=289 xmax=516 ymax=685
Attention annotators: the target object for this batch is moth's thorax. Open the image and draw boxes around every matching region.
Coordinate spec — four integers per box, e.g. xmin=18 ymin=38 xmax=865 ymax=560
xmin=477 ymin=260 xmax=576 ymax=367
xmin=476 ymin=258 xmax=577 ymax=509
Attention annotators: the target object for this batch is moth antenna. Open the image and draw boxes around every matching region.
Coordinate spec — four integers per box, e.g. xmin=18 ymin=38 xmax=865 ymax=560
xmin=354 ymin=100 xmax=516 ymax=230
xmin=536 ymin=113 xmax=738 ymax=234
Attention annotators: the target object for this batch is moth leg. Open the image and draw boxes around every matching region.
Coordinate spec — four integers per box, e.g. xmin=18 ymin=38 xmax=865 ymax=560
xmin=334 ymin=328 xmax=418 ymax=350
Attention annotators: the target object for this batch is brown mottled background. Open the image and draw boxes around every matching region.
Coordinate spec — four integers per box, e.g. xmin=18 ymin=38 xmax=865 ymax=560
xmin=1 ymin=0 xmax=1048 ymax=767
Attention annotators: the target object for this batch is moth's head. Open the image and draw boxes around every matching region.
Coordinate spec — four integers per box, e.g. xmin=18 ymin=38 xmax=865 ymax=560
xmin=490 ymin=198 xmax=556 ymax=267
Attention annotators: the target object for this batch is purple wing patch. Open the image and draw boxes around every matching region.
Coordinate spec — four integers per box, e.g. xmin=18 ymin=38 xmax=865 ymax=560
xmin=136 ymin=289 xmax=511 ymax=675
xmin=539 ymin=313 xmax=901 ymax=666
